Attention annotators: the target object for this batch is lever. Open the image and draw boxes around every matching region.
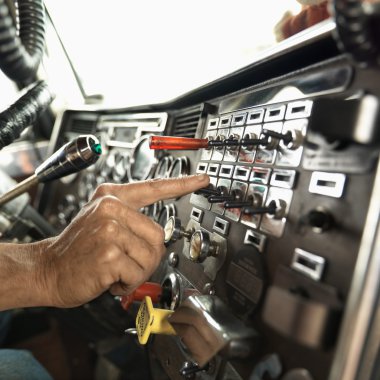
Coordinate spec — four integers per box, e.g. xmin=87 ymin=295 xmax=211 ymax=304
xmin=119 ymin=282 xmax=169 ymax=311
xmin=135 ymin=296 xmax=176 ymax=345
xmin=194 ymin=185 xmax=221 ymax=197
xmin=225 ymin=193 xmax=262 ymax=209
xmin=207 ymin=186 xmax=231 ymax=203
xmin=149 ymin=135 xmax=269 ymax=151
xmin=0 ymin=135 xmax=102 ymax=207
xmin=262 ymin=129 xmax=303 ymax=150
xmin=243 ymin=199 xmax=286 ymax=219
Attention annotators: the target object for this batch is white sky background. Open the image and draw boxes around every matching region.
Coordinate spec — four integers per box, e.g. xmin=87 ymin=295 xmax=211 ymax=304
xmin=45 ymin=1 xmax=302 ymax=107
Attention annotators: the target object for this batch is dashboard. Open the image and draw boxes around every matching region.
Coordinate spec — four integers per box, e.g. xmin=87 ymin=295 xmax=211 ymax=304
xmin=35 ymin=21 xmax=380 ymax=380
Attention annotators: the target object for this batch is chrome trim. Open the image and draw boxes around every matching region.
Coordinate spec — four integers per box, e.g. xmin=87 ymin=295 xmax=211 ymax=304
xmin=219 ymin=115 xmax=232 ymax=128
xmin=196 ymin=162 xmax=208 ymax=174
xmin=207 ymin=163 xmax=220 ymax=176
xmin=264 ymin=104 xmax=286 ymax=122
xmin=247 ymin=108 xmax=265 ymax=124
xmin=285 ymin=100 xmax=313 ymax=120
xmin=213 ymin=217 xmax=230 ymax=235
xmin=231 ymin=112 xmax=247 ymax=126
xmin=219 ymin=164 xmax=234 ymax=178
xmin=244 ymin=230 xmax=267 ymax=253
xmin=309 ymin=171 xmax=346 ymax=198
xmin=291 ymin=248 xmax=326 ymax=281
xmin=208 ymin=117 xmax=219 ymax=130
xmin=190 ymin=207 xmax=204 ymax=223
xmin=270 ymin=170 xmax=297 ymax=189
xmin=329 ymin=158 xmax=380 ymax=380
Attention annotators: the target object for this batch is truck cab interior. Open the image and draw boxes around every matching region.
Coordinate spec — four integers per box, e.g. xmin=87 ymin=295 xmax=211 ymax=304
xmin=1 ymin=1 xmax=380 ymax=379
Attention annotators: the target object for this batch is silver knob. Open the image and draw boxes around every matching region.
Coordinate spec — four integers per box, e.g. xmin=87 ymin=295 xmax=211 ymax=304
xmin=164 ymin=216 xmax=193 ymax=244
xmin=189 ymin=230 xmax=219 ymax=263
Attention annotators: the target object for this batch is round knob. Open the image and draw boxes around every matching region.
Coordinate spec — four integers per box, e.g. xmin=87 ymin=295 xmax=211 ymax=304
xmin=284 ymin=129 xmax=303 ymax=150
xmin=189 ymin=230 xmax=219 ymax=263
xmin=164 ymin=216 xmax=192 ymax=244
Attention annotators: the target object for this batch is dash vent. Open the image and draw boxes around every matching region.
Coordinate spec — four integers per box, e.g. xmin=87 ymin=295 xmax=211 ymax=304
xmin=68 ymin=117 xmax=97 ymax=134
xmin=173 ymin=105 xmax=202 ymax=138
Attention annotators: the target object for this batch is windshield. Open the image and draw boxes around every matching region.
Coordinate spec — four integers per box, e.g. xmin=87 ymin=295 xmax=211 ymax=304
xmin=45 ymin=1 xmax=331 ymax=107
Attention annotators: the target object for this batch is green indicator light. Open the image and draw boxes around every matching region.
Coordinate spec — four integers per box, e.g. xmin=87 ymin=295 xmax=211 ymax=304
xmin=91 ymin=143 xmax=102 ymax=155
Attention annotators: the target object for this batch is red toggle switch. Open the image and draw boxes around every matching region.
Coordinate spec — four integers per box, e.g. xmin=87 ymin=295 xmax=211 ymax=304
xmin=120 ymin=282 xmax=163 ymax=311
xmin=149 ymin=136 xmax=209 ymax=150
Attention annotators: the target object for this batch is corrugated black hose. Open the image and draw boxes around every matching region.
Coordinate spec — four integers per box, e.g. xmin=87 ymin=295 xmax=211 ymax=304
xmin=0 ymin=0 xmax=45 ymax=83
xmin=0 ymin=80 xmax=54 ymax=150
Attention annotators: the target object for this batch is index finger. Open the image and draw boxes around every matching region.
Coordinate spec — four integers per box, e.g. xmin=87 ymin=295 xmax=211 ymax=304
xmin=93 ymin=174 xmax=210 ymax=210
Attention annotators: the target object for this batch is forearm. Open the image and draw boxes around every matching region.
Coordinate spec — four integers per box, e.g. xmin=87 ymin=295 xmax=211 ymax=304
xmin=0 ymin=240 xmax=52 ymax=311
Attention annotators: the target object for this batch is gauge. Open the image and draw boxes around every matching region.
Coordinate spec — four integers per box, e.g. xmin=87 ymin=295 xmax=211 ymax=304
xmin=168 ymin=156 xmax=190 ymax=178
xmin=157 ymin=204 xmax=176 ymax=228
xmin=153 ymin=155 xmax=173 ymax=179
xmin=142 ymin=200 xmax=164 ymax=221
xmin=128 ymin=135 xmax=158 ymax=182
xmin=112 ymin=151 xmax=130 ymax=183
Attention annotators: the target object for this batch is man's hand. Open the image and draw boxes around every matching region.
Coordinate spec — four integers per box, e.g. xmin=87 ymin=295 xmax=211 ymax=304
xmin=0 ymin=174 xmax=209 ymax=310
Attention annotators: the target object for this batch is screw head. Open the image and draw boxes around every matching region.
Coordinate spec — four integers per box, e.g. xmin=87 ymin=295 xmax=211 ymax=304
xmin=168 ymin=252 xmax=179 ymax=267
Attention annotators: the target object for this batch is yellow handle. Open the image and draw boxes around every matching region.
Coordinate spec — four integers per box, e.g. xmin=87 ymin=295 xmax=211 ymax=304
xmin=136 ymin=296 xmax=176 ymax=344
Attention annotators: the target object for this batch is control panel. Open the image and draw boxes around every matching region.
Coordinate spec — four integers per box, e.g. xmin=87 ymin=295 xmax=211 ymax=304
xmin=41 ymin=56 xmax=380 ymax=380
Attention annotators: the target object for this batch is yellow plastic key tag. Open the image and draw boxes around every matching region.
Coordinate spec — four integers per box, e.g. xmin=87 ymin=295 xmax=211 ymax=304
xmin=136 ymin=296 xmax=176 ymax=344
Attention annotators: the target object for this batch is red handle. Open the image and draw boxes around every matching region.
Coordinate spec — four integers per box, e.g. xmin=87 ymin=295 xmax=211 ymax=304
xmin=120 ymin=282 xmax=163 ymax=311
xmin=149 ymin=135 xmax=209 ymax=150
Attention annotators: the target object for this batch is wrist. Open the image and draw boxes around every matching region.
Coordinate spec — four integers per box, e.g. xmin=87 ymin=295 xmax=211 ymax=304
xmin=0 ymin=239 xmax=56 ymax=310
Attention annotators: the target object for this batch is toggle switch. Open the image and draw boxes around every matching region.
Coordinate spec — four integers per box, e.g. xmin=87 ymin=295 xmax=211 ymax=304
xmin=194 ymin=184 xmax=221 ymax=197
xmin=207 ymin=186 xmax=231 ymax=203
xmin=243 ymin=199 xmax=286 ymax=219
xmin=164 ymin=216 xmax=193 ymax=244
xmin=224 ymin=133 xmax=240 ymax=151
xmin=135 ymin=296 xmax=176 ymax=344
xmin=262 ymin=129 xmax=303 ymax=150
xmin=189 ymin=230 xmax=220 ymax=263
xmin=120 ymin=282 xmax=169 ymax=311
xmin=224 ymin=192 xmax=261 ymax=209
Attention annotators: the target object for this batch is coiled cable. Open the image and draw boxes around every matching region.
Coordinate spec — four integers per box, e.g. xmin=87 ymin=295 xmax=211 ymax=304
xmin=332 ymin=0 xmax=379 ymax=65
xmin=0 ymin=0 xmax=45 ymax=83
xmin=0 ymin=80 xmax=54 ymax=150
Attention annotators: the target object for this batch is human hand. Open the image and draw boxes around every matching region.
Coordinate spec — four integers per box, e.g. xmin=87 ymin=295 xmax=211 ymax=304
xmin=38 ymin=174 xmax=209 ymax=308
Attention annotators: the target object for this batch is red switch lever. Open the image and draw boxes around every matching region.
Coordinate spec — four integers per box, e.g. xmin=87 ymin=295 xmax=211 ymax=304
xmin=149 ymin=136 xmax=209 ymax=150
xmin=120 ymin=282 xmax=163 ymax=311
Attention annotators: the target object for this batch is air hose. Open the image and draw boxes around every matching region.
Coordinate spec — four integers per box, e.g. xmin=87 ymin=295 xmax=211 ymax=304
xmin=332 ymin=0 xmax=380 ymax=66
xmin=0 ymin=80 xmax=54 ymax=150
xmin=0 ymin=0 xmax=45 ymax=83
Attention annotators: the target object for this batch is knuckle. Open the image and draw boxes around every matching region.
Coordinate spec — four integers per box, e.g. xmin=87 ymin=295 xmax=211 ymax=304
xmin=92 ymin=183 xmax=111 ymax=198
xmin=99 ymin=243 xmax=121 ymax=265
xmin=99 ymin=219 xmax=120 ymax=237
xmin=96 ymin=195 xmax=121 ymax=215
